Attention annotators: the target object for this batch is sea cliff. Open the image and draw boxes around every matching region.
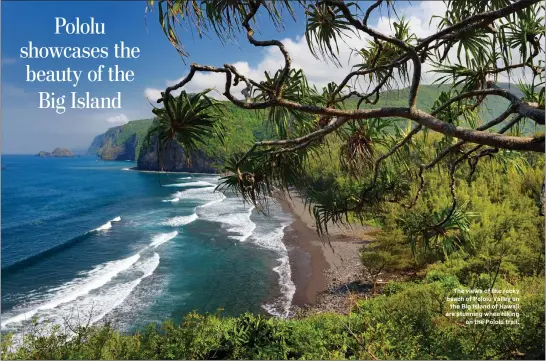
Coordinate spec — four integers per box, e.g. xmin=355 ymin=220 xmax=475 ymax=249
xmin=87 ymin=119 xmax=153 ymax=161
xmin=136 ymin=137 xmax=218 ymax=173
xmin=87 ymin=119 xmax=219 ymax=173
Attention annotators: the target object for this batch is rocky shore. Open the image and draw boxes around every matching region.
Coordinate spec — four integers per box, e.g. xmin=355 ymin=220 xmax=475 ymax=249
xmin=276 ymin=191 xmax=380 ymax=317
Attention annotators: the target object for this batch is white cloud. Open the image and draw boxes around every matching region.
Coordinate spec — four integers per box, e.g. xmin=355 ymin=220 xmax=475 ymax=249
xmin=106 ymin=113 xmax=129 ymax=125
xmin=144 ymin=1 xmax=537 ymax=102
xmin=144 ymin=88 xmax=163 ymax=103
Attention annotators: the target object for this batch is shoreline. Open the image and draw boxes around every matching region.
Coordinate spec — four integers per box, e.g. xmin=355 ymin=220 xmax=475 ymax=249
xmin=277 ymin=195 xmax=329 ymax=306
xmin=275 ymin=191 xmax=377 ymax=315
xmin=126 ymin=166 xmax=220 ymax=175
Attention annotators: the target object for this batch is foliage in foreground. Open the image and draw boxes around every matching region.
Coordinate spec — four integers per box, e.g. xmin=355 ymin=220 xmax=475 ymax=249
xmin=2 ymin=141 xmax=545 ymax=360
xmin=2 ymin=275 xmax=543 ymax=360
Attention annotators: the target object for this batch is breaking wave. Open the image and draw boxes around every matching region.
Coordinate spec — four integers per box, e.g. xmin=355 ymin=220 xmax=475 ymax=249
xmin=162 ymin=197 xmax=180 ymax=203
xmin=2 ymin=216 xmax=124 ymax=273
xmin=163 ymin=181 xmax=215 ymax=188
xmin=256 ymin=221 xmax=295 ymax=319
xmin=162 ymin=214 xmax=198 ymax=227
xmin=149 ymin=231 xmax=179 ymax=248
xmin=92 ymin=216 xmax=121 ymax=232
xmin=1 ymin=254 xmax=141 ymax=327
xmin=2 ymin=229 xmax=177 ymax=331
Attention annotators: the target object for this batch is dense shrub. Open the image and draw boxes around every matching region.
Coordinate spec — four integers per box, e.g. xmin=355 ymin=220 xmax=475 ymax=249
xmin=3 ymin=274 xmax=543 ymax=360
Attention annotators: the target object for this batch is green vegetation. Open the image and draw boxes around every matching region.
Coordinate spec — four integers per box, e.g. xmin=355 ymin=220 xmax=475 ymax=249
xmin=144 ymin=90 xmax=227 ymax=165
xmin=138 ymin=91 xmax=271 ymax=169
xmin=4 ymin=131 xmax=544 ymax=360
xmin=8 ymin=0 xmax=544 ymax=359
xmin=112 ymin=119 xmax=154 ymax=160
xmin=93 ymin=83 xmax=526 ymax=166
xmin=3 ymin=281 xmax=543 ymax=359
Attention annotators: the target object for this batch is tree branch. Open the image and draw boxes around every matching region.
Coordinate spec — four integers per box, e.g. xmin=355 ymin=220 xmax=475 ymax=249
xmin=328 ymin=0 xmax=422 ymax=109
xmin=243 ymin=0 xmax=291 ymax=97
xmin=433 ymin=88 xmax=545 ymax=125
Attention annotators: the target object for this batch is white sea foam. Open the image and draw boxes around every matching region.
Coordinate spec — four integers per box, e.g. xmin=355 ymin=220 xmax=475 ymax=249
xmin=122 ymin=168 xmax=130 ymax=171
xmin=162 ymin=187 xmax=226 ymax=229
xmin=162 ymin=214 xmax=198 ymax=227
xmin=1 ymin=254 xmax=141 ymax=327
xmin=256 ymin=222 xmax=295 ymax=318
xmin=94 ymin=221 xmax=112 ymax=231
xmin=251 ymin=221 xmax=291 ymax=254
xmin=262 ymin=255 xmax=296 ymax=319
xmin=178 ymin=177 xmax=192 ymax=180
xmin=164 ymin=181 xmax=215 ymax=188
xmin=198 ymin=197 xmax=226 ymax=209
xmin=85 ymin=253 xmax=160 ymax=325
xmin=197 ymin=176 xmax=220 ymax=185
xmin=162 ymin=186 xmax=223 ymax=204
xmin=248 ymin=201 xmax=295 ymax=318
xmin=172 ymin=186 xmax=217 ymax=201
xmin=226 ymin=206 xmax=256 ymax=242
xmin=182 ymin=187 xmax=255 ymax=241
xmin=149 ymin=231 xmax=179 ymax=248
xmin=92 ymin=216 xmax=121 ymax=232
xmin=196 ymin=197 xmax=256 ymax=241
xmin=162 ymin=197 xmax=180 ymax=203
xmin=163 ymin=186 xmax=224 ymax=206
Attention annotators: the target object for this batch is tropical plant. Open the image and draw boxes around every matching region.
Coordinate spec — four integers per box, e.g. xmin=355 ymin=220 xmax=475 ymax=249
xmin=399 ymin=204 xmax=475 ymax=261
xmin=144 ymin=89 xmax=226 ymax=170
xmin=147 ymin=0 xmax=544 ymax=234
xmin=360 ymin=250 xmax=396 ymax=294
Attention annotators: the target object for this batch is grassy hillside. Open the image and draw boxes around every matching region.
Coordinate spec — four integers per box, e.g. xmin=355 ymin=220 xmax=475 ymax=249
xmin=92 ymin=83 xmax=534 ymax=164
xmin=196 ymin=103 xmax=272 ymax=157
xmin=113 ymin=119 xmax=154 ymax=146
xmin=112 ymin=119 xmax=154 ymax=160
xmin=346 ymin=84 xmax=513 ymax=123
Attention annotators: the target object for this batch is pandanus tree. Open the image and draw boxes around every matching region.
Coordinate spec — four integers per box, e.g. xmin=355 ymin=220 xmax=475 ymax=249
xmin=147 ymin=0 xmax=545 ymax=237
xmin=145 ymin=89 xmax=226 ymax=170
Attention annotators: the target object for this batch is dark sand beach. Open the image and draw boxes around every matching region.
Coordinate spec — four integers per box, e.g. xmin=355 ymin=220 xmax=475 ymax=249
xmin=276 ymin=191 xmax=378 ymax=315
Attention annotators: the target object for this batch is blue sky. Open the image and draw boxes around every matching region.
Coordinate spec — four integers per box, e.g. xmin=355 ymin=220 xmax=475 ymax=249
xmin=1 ymin=1 xmax=446 ymax=154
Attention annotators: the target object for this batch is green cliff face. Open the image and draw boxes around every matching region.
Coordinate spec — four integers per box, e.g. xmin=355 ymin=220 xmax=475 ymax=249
xmin=88 ymin=104 xmax=268 ymax=171
xmin=87 ymin=83 xmax=533 ymax=170
xmin=87 ymin=119 xmax=153 ymax=161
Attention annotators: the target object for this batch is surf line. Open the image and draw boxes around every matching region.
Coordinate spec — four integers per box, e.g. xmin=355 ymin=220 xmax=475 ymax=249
xmin=1 ymin=229 xmax=178 ymax=328
xmin=92 ymin=216 xmax=121 ymax=232
xmin=2 ymin=216 xmax=123 ymax=273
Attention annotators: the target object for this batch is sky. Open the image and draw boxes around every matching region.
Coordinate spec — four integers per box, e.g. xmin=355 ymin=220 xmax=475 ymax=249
xmin=0 ymin=0 xmax=525 ymax=154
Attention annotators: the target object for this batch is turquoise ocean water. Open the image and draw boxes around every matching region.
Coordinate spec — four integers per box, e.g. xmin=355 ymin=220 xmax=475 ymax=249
xmin=1 ymin=155 xmax=294 ymax=333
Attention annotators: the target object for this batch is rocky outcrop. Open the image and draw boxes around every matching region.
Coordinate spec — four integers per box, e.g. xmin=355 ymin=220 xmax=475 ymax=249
xmin=137 ymin=137 xmax=218 ymax=173
xmin=36 ymin=148 xmax=74 ymax=157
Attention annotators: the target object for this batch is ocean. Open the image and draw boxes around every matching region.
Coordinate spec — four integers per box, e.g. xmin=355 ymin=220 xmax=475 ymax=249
xmin=1 ymin=155 xmax=295 ymax=334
